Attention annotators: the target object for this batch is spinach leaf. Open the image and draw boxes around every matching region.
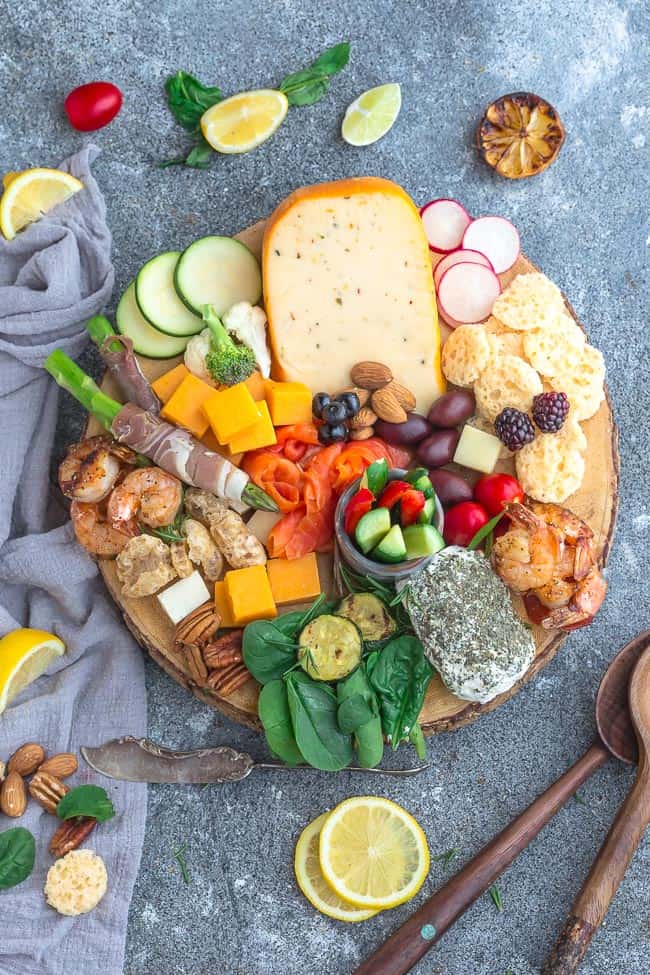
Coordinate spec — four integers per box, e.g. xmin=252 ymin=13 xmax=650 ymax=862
xmin=337 ymin=665 xmax=384 ymax=768
xmin=258 ymin=680 xmax=303 ymax=766
xmin=279 ymin=42 xmax=350 ymax=107
xmin=286 ymin=672 xmax=353 ymax=771
xmin=369 ymin=636 xmax=433 ymax=751
xmin=185 ymin=136 xmax=216 ymax=169
xmin=337 ymin=692 xmax=376 ymax=734
xmin=57 ymin=785 xmax=115 ymax=823
xmin=0 ymin=827 xmax=36 ymax=889
xmin=165 ymin=71 xmax=223 ymax=132
xmin=242 ymin=620 xmax=297 ymax=684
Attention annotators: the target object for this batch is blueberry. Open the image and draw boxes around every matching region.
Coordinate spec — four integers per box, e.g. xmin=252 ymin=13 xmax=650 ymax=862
xmin=321 ymin=400 xmax=348 ymax=424
xmin=328 ymin=423 xmax=348 ymax=442
xmin=312 ymin=392 xmax=331 ymax=419
xmin=336 ymin=391 xmax=361 ymax=418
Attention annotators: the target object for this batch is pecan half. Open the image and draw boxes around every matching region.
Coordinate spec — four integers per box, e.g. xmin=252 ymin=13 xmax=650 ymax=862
xmin=185 ymin=644 xmax=208 ymax=684
xmin=50 ymin=816 xmax=97 ymax=858
xmin=174 ymin=601 xmax=221 ymax=650
xmin=29 ymin=770 xmax=69 ymax=814
xmin=203 ymin=630 xmax=244 ymax=670
xmin=207 ymin=662 xmax=251 ymax=697
xmin=348 ymin=406 xmax=378 ymax=430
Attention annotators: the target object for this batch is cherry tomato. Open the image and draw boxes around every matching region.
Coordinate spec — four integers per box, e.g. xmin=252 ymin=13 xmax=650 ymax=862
xmin=473 ymin=473 xmax=524 ymax=518
xmin=344 ymin=488 xmax=374 ymax=535
xmin=396 ymin=489 xmax=426 ymax=527
xmin=443 ymin=501 xmax=489 ymax=547
xmin=64 ymin=82 xmax=123 ymax=132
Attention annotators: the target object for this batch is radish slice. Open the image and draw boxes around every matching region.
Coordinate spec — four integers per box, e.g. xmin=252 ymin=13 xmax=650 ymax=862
xmin=433 ymin=248 xmax=494 ymax=291
xmin=437 ymin=304 xmax=464 ymax=330
xmin=420 ymin=199 xmax=471 ymax=254
xmin=437 ymin=262 xmax=502 ymax=324
xmin=462 ymin=216 xmax=520 ymax=274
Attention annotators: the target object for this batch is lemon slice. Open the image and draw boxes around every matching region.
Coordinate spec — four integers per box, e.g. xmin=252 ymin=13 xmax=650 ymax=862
xmin=0 ymin=628 xmax=66 ymax=714
xmin=341 ymin=83 xmax=402 ymax=147
xmin=294 ymin=812 xmax=378 ymax=922
xmin=201 ymin=90 xmax=289 ymax=155
xmin=319 ymin=796 xmax=429 ymax=910
xmin=0 ymin=168 xmax=83 ymax=240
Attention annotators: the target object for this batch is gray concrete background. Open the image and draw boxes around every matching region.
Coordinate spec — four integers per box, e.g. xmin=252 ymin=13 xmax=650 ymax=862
xmin=2 ymin=0 xmax=649 ymax=972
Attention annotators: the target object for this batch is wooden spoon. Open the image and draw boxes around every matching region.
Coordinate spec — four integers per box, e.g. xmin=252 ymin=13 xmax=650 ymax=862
xmin=541 ymin=640 xmax=650 ymax=972
xmin=352 ymin=631 xmax=649 ymax=975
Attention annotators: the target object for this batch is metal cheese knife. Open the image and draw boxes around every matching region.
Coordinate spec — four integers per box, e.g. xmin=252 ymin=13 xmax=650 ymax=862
xmin=81 ymin=736 xmax=430 ymax=784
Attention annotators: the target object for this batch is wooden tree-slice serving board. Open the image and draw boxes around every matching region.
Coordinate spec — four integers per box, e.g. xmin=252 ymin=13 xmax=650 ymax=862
xmin=90 ymin=218 xmax=619 ymax=735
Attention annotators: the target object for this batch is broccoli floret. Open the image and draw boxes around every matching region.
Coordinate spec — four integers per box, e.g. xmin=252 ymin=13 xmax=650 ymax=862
xmin=202 ymin=305 xmax=257 ymax=385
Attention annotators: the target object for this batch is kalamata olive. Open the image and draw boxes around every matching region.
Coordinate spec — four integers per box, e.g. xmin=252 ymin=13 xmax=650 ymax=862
xmin=427 ymin=469 xmax=474 ymax=508
xmin=416 ymin=429 xmax=460 ymax=468
xmin=374 ymin=413 xmax=431 ymax=445
xmin=428 ymin=389 xmax=476 ymax=428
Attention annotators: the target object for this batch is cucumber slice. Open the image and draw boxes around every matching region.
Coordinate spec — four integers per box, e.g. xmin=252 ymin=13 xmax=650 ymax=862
xmin=355 ymin=507 xmax=391 ymax=555
xmin=135 ymin=251 xmax=203 ymax=337
xmin=403 ymin=524 xmax=445 ymax=560
xmin=116 ymin=282 xmax=189 ymax=359
xmin=174 ymin=236 xmax=262 ymax=317
xmin=372 ymin=524 xmax=407 ymax=564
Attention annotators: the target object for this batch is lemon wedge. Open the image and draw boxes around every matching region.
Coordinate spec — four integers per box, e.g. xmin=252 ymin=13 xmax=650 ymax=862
xmin=341 ymin=83 xmax=402 ymax=147
xmin=0 ymin=168 xmax=83 ymax=240
xmin=319 ymin=796 xmax=429 ymax=910
xmin=201 ymin=90 xmax=289 ymax=155
xmin=0 ymin=628 xmax=66 ymax=713
xmin=294 ymin=812 xmax=378 ymax=922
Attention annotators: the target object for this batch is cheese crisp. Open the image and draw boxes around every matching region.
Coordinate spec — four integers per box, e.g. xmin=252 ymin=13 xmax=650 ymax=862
xmin=441 ymin=323 xmax=491 ymax=388
xmin=45 ymin=849 xmax=107 ymax=916
xmin=491 ymin=271 xmax=565 ymax=331
xmin=473 ymin=354 xmax=543 ymax=422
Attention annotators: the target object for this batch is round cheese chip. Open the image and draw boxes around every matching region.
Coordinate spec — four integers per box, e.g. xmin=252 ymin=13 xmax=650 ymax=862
xmin=45 ymin=850 xmax=107 ymax=916
xmin=559 ymin=415 xmax=588 ymax=453
xmin=482 ymin=315 xmax=509 ymax=335
xmin=523 ymin=313 xmax=585 ymax=377
xmin=487 ymin=330 xmax=526 ymax=360
xmin=550 ymin=345 xmax=605 ymax=421
xmin=441 ymin=323 xmax=491 ymax=388
xmin=474 ymin=354 xmax=543 ymax=422
xmin=516 ymin=434 xmax=585 ymax=503
xmin=492 ymin=272 xmax=565 ymax=331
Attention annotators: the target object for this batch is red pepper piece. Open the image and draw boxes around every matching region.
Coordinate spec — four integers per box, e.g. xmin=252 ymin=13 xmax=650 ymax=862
xmin=344 ymin=488 xmax=375 ymax=535
xmin=377 ymin=480 xmax=412 ymax=509
xmin=398 ymin=488 xmax=426 ymax=527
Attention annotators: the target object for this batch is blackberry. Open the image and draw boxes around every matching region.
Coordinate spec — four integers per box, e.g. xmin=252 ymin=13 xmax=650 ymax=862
xmin=494 ymin=408 xmax=535 ymax=451
xmin=532 ymin=391 xmax=570 ymax=433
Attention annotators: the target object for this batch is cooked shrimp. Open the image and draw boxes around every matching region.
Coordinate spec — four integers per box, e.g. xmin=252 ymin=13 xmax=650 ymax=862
xmin=541 ymin=567 xmax=608 ymax=629
xmin=107 ymin=467 xmax=183 ymax=533
xmin=491 ymin=504 xmax=561 ymax=593
xmin=59 ymin=436 xmax=137 ymax=503
xmin=70 ymin=500 xmax=132 ymax=557
xmin=528 ymin=501 xmax=596 ymax=580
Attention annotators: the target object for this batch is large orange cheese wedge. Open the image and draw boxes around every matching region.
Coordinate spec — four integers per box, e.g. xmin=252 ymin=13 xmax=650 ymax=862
xmin=262 ymin=177 xmax=445 ymax=413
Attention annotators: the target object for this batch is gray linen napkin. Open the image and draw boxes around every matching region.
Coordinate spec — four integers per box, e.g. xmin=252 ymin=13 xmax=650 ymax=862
xmin=0 ymin=147 xmax=147 ymax=975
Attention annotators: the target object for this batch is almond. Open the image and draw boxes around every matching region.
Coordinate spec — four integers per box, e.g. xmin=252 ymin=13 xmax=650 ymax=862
xmin=386 ymin=380 xmax=416 ymax=412
xmin=348 ymin=406 xmax=378 ymax=430
xmin=349 ymin=426 xmax=375 ymax=441
xmin=38 ymin=753 xmax=78 ymax=780
xmin=8 ymin=742 xmax=45 ymax=777
xmin=350 ymin=361 xmax=393 ymax=390
xmin=1 ymin=771 xmax=27 ymax=818
xmin=337 ymin=386 xmax=370 ymax=408
xmin=371 ymin=387 xmax=408 ymax=424
xmin=0 ymin=761 xmax=6 ymax=784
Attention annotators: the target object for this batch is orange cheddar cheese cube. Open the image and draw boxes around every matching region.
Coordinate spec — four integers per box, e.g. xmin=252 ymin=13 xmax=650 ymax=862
xmin=214 ymin=580 xmax=236 ymax=628
xmin=267 ymin=554 xmax=321 ymax=605
xmin=244 ymin=371 xmax=267 ymax=402
xmin=200 ymin=428 xmax=244 ymax=468
xmin=224 ymin=565 xmax=277 ymax=626
xmin=227 ymin=400 xmax=277 ymax=453
xmin=264 ymin=380 xmax=313 ymax=426
xmin=203 ymin=383 xmax=261 ymax=445
xmin=151 ymin=363 xmax=190 ymax=404
xmin=161 ymin=373 xmax=215 ymax=438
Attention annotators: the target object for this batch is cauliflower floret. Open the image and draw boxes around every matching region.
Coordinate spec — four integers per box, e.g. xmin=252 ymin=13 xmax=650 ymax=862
xmin=222 ymin=302 xmax=271 ymax=378
xmin=184 ymin=329 xmax=217 ymax=386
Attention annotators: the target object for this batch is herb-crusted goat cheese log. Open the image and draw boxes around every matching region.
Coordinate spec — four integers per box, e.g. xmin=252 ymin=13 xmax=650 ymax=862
xmin=406 ymin=548 xmax=535 ymax=703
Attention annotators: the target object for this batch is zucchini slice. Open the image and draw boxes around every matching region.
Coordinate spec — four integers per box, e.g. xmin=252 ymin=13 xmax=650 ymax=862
xmin=135 ymin=251 xmax=203 ymax=337
xmin=298 ymin=615 xmax=362 ymax=682
xmin=174 ymin=236 xmax=262 ymax=317
xmin=336 ymin=593 xmax=397 ymax=642
xmin=115 ymin=282 xmax=189 ymax=359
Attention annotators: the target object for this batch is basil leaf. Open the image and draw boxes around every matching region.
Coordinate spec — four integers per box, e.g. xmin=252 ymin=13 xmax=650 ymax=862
xmin=243 ymin=620 xmax=297 ymax=684
xmin=279 ymin=41 xmax=350 ymax=107
xmin=258 ymin=680 xmax=304 ymax=766
xmin=286 ymin=671 xmax=353 ymax=771
xmin=0 ymin=827 xmax=35 ymax=889
xmin=165 ymin=71 xmax=222 ymax=132
xmin=467 ymin=511 xmax=505 ymax=551
xmin=57 ymin=785 xmax=116 ymax=823
xmin=337 ymin=693 xmax=376 ymax=734
xmin=185 ymin=137 xmax=215 ymax=169
xmin=369 ymin=636 xmax=433 ymax=750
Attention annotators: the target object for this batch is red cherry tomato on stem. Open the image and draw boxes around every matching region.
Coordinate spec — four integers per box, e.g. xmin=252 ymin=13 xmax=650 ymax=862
xmin=344 ymin=488 xmax=374 ymax=535
xmin=443 ymin=501 xmax=489 ymax=547
xmin=473 ymin=473 xmax=524 ymax=517
xmin=64 ymin=82 xmax=123 ymax=131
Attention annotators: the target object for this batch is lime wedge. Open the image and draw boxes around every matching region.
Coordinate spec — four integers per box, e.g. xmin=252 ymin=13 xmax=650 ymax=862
xmin=341 ymin=83 xmax=402 ymax=147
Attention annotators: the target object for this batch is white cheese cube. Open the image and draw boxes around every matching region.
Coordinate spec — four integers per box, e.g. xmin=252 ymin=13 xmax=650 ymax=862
xmin=157 ymin=570 xmax=211 ymax=625
xmin=453 ymin=425 xmax=501 ymax=474
xmin=247 ymin=509 xmax=283 ymax=547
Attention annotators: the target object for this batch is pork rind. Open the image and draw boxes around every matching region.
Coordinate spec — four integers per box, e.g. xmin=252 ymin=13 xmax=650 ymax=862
xmin=473 ymin=354 xmax=543 ymax=422
xmin=523 ymin=313 xmax=585 ymax=377
xmin=516 ymin=433 xmax=586 ymax=503
xmin=45 ymin=850 xmax=107 ymax=916
xmin=549 ymin=345 xmax=606 ymax=421
xmin=441 ymin=323 xmax=491 ymax=388
xmin=492 ymin=272 xmax=565 ymax=331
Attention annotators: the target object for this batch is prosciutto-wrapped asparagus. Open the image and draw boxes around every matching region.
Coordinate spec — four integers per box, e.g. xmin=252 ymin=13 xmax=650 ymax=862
xmin=45 ymin=350 xmax=277 ymax=512
xmin=87 ymin=316 xmax=161 ymax=413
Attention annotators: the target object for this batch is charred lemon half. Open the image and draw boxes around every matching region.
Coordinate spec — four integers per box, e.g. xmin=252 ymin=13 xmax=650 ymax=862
xmin=477 ymin=92 xmax=565 ymax=179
